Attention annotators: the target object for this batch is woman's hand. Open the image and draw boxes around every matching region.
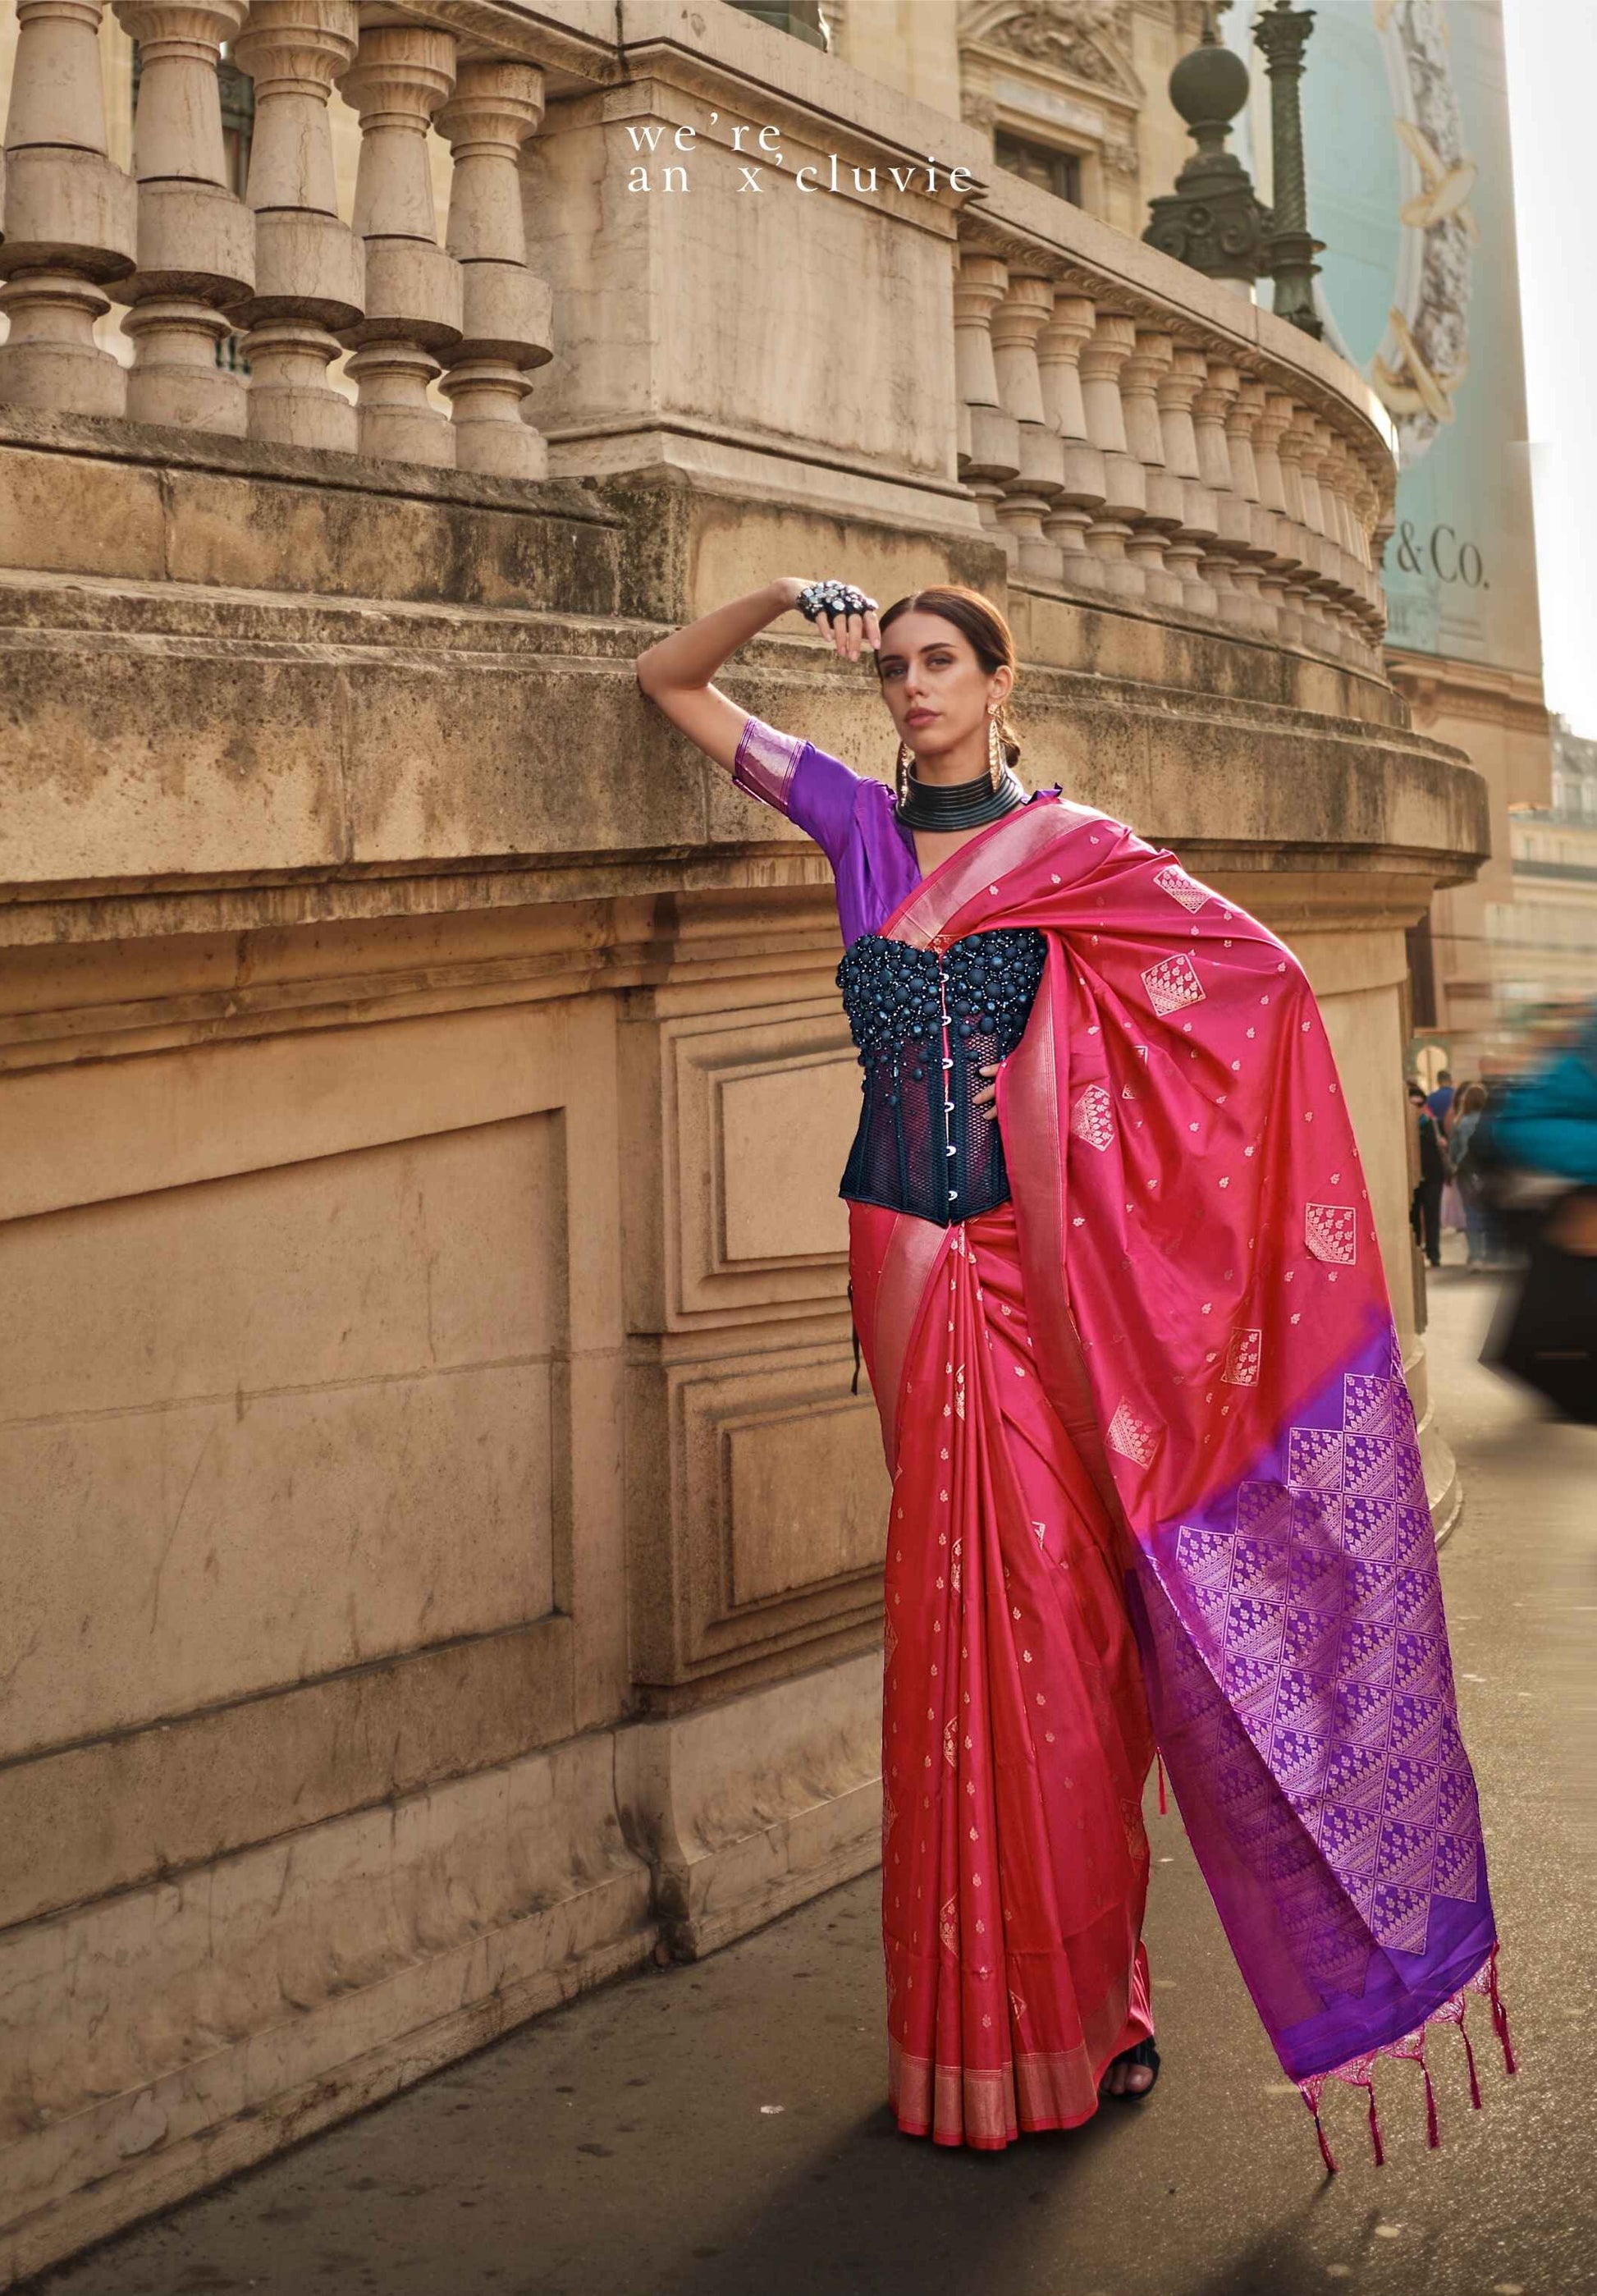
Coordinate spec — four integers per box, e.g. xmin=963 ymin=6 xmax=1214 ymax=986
xmin=972 ymin=1061 xmax=1002 ymax=1111
xmin=817 ymin=598 xmax=883 ymax=663
xmin=789 ymin=578 xmax=883 ymax=663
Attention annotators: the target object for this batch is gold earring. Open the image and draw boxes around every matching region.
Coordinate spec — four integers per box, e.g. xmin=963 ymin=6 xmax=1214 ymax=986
xmin=986 ymin=706 xmax=1004 ymax=791
xmin=895 ymin=738 xmax=914 ymax=810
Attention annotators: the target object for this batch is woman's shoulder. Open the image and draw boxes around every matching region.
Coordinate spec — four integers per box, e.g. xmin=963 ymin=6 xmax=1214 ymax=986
xmin=731 ymin=717 xmax=884 ymax=864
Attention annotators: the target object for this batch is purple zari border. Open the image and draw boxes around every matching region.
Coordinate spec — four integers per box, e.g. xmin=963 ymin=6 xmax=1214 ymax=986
xmin=1127 ymin=1313 xmax=1498 ymax=2087
xmin=732 ymin=715 xmax=804 ymax=813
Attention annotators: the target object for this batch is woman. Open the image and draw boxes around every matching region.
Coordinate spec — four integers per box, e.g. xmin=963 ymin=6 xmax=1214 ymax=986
xmin=635 ymin=577 xmax=1510 ymax=2164
xmin=1445 ymin=1083 xmax=1499 ymax=1269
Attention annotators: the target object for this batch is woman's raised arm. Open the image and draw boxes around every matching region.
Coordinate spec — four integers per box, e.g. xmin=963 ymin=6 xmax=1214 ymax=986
xmin=634 ymin=578 xmax=881 ymax=774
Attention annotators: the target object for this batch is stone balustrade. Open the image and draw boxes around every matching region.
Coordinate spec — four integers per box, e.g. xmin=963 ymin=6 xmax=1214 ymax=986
xmin=0 ymin=0 xmax=556 ymax=467
xmin=955 ymin=216 xmax=1394 ymax=670
xmin=0 ymin=0 xmax=1393 ymax=662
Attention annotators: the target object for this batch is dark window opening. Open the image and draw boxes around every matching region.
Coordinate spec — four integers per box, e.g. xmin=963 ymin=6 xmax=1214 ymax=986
xmin=1406 ymin=913 xmax=1438 ymax=1033
xmin=994 ymin=130 xmax=1082 ymax=206
xmin=218 ymin=52 xmax=256 ymax=201
xmin=723 ymin=2 xmax=831 ymax=49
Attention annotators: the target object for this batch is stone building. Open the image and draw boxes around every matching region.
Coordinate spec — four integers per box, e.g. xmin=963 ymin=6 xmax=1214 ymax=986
xmin=0 ymin=0 xmax=1490 ymax=2279
xmin=1254 ymin=0 xmax=1551 ymax=1075
xmin=1486 ymin=717 xmax=1597 ymax=1035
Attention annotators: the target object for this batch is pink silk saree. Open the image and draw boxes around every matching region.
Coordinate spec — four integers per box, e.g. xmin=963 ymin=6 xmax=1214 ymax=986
xmin=849 ymin=793 xmax=1512 ymax=2167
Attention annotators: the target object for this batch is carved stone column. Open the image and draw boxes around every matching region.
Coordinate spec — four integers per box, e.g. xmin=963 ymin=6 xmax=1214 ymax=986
xmin=337 ymin=21 xmax=464 ymax=465
xmin=1155 ymin=343 xmax=1215 ymax=618
xmin=231 ymin=0 xmax=365 ymax=451
xmin=437 ymin=58 xmax=553 ymax=479
xmin=1036 ymin=291 xmax=1105 ymax=590
xmin=1254 ymin=0 xmax=1323 ymax=338
xmin=111 ymin=0 xmax=256 ymax=433
xmin=990 ymin=274 xmax=1064 ymax=580
xmin=953 ymin=251 xmax=1020 ymax=545
xmin=1078 ymin=312 xmax=1145 ymax=600
xmin=1119 ymin=328 xmax=1183 ymax=610
xmin=0 ymin=0 xmax=138 ymax=415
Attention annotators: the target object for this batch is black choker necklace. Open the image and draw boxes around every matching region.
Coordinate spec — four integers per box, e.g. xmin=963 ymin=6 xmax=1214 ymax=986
xmin=894 ymin=762 xmax=1029 ymax=832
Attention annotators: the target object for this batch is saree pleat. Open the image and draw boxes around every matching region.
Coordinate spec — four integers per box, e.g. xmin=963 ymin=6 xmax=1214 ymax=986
xmin=859 ymin=1194 xmax=1156 ymax=2149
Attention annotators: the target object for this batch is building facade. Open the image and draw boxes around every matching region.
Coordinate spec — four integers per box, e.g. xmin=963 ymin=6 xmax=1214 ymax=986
xmin=0 ymin=0 xmax=1491 ymax=2279
xmin=1225 ymin=0 xmax=1551 ymax=1074
xmin=1487 ymin=717 xmax=1597 ymax=1037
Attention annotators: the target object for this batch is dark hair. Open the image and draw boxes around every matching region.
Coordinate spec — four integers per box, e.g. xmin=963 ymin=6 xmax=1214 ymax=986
xmin=1457 ymin=1082 xmax=1488 ymax=1116
xmin=875 ymin=585 xmax=1022 ymax=768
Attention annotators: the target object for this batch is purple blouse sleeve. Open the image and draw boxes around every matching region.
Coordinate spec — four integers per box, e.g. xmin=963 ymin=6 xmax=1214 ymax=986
xmin=731 ymin=713 xmax=862 ymax=871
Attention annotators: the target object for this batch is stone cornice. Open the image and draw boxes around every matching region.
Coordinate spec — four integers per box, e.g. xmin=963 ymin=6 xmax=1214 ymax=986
xmin=1385 ymin=647 xmax=1549 ymax=737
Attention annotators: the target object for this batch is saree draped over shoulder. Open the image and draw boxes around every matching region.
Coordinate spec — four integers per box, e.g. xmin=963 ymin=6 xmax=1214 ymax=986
xmin=730 ymin=720 xmax=1509 ymax=2164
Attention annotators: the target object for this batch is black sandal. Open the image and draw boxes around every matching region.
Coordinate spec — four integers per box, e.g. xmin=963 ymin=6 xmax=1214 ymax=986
xmin=1102 ymin=2036 xmax=1160 ymax=2101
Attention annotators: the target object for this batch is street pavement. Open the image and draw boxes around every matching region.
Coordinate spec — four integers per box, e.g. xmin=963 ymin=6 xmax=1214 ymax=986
xmin=30 ymin=1251 xmax=1597 ymax=2296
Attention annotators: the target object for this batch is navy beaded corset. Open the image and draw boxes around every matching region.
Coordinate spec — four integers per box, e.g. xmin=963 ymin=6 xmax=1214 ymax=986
xmin=835 ymin=928 xmax=1049 ymax=1225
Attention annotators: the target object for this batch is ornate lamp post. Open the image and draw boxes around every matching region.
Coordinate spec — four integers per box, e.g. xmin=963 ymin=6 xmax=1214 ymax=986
xmin=1253 ymin=0 xmax=1324 ymax=337
xmin=1142 ymin=3 xmax=1270 ymax=293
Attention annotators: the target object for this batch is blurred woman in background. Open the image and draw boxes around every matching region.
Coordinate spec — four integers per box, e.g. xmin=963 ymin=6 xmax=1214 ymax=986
xmin=1446 ymin=1083 xmax=1503 ymax=1269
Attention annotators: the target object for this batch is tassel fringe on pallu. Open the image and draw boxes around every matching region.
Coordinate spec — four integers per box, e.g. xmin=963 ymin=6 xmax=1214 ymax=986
xmin=1297 ymin=1945 xmax=1518 ymax=2174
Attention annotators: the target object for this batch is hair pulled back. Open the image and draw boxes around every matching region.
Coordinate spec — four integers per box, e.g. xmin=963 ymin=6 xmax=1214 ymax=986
xmin=875 ymin=585 xmax=1022 ymax=769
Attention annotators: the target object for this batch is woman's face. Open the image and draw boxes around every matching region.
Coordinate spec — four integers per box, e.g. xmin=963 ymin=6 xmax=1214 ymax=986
xmin=875 ymin=612 xmax=1013 ymax=763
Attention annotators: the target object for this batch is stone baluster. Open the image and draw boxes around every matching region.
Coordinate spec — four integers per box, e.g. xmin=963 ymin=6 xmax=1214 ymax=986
xmin=1272 ymin=396 xmax=1323 ymax=647
xmin=1119 ymin=328 xmax=1183 ymax=610
xmin=337 ymin=21 xmax=464 ymax=465
xmin=1349 ymin=452 xmax=1385 ymax=643
xmin=989 ymin=273 xmax=1064 ymax=580
xmin=1191 ymin=356 xmax=1243 ymax=625
xmin=1330 ymin=431 xmax=1380 ymax=658
xmin=1254 ymin=389 xmax=1302 ymax=645
xmin=230 ymin=0 xmax=364 ymax=450
xmin=953 ymin=250 xmax=1020 ymax=544
xmin=1350 ymin=456 xmax=1386 ymax=647
xmin=437 ymin=58 xmax=553 ymax=478
xmin=1369 ymin=474 xmax=1396 ymax=648
xmin=1156 ymin=344 xmax=1217 ymax=619
xmin=0 ymin=0 xmax=138 ymax=415
xmin=110 ymin=0 xmax=256 ymax=433
xmin=1284 ymin=403 xmax=1339 ymax=650
xmin=1036 ymin=291 xmax=1105 ymax=591
xmin=1226 ymin=378 xmax=1274 ymax=635
xmin=1307 ymin=416 xmax=1357 ymax=657
xmin=1078 ymin=312 xmax=1145 ymax=600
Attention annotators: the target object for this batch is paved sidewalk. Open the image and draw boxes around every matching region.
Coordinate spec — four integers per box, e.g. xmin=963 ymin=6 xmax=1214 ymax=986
xmin=31 ymin=1265 xmax=1597 ymax=2296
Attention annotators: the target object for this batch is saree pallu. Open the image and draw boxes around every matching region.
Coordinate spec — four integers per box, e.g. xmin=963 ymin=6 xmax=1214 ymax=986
xmin=851 ymin=795 xmax=1513 ymax=2168
xmin=850 ymin=1196 xmax=1155 ymax=2148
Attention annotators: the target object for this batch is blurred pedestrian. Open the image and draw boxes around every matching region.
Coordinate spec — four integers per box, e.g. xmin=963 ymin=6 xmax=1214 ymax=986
xmin=1446 ymin=1082 xmax=1503 ymax=1268
xmin=1480 ymin=1004 xmax=1597 ymax=1422
xmin=1408 ymin=1079 xmax=1444 ymax=1267
xmin=1425 ymin=1066 xmax=1455 ymax=1140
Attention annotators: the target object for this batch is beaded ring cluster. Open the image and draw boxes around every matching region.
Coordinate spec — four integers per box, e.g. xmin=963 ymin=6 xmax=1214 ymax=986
xmin=796 ymin=579 xmax=876 ymax=625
